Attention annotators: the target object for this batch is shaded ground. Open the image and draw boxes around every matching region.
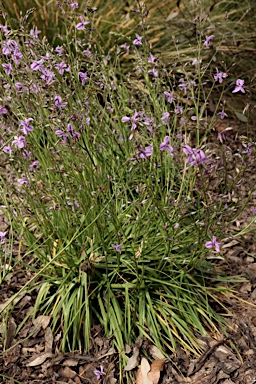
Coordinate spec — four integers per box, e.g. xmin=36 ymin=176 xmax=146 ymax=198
xmin=0 ymin=120 xmax=256 ymax=384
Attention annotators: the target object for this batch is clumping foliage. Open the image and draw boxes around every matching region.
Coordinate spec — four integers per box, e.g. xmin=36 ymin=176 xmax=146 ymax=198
xmin=0 ymin=0 xmax=255 ymax=376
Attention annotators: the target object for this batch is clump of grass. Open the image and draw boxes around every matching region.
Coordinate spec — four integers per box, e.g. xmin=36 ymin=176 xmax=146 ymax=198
xmin=0 ymin=1 xmax=255 ymax=376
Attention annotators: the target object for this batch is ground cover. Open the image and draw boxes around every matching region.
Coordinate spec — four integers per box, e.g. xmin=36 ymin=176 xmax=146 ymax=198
xmin=0 ymin=1 xmax=256 ymax=383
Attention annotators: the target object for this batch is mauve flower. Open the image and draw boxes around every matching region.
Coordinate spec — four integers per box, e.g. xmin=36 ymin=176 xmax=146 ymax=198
xmin=76 ymin=16 xmax=90 ymax=30
xmin=30 ymin=26 xmax=41 ymax=37
xmin=18 ymin=177 xmax=29 ymax=185
xmin=205 ymin=236 xmax=221 ymax=252
xmin=161 ymin=112 xmax=170 ymax=124
xmin=83 ymin=49 xmax=92 ymax=58
xmin=120 ymin=43 xmax=130 ymax=53
xmin=178 ymin=79 xmax=187 ymax=93
xmin=55 ymin=61 xmax=68 ymax=75
xmin=148 ymin=53 xmax=156 ymax=63
xmin=0 ymin=106 xmax=7 ymax=114
xmin=94 ymin=365 xmax=106 ymax=381
xmin=183 ymin=145 xmax=208 ymax=166
xmin=122 ymin=111 xmax=141 ymax=130
xmin=20 ymin=118 xmax=34 ymax=135
xmin=160 ymin=136 xmax=173 ymax=153
xmin=56 ymin=129 xmax=68 ymax=141
xmin=2 ymin=63 xmax=13 ymax=75
xmin=12 ymin=48 xmax=23 ymax=65
xmin=12 ymin=136 xmax=26 ymax=149
xmin=29 ymin=161 xmax=39 ymax=171
xmin=30 ymin=59 xmax=44 ymax=70
xmin=70 ymin=2 xmax=78 ymax=8
xmin=148 ymin=68 xmax=158 ymax=78
xmin=203 ymin=35 xmax=215 ymax=47
xmin=217 ymin=110 xmax=228 ymax=119
xmin=137 ymin=144 xmax=153 ymax=159
xmin=214 ymin=68 xmax=228 ymax=83
xmin=54 ymin=95 xmax=67 ymax=108
xmin=111 ymin=243 xmax=122 ymax=254
xmin=174 ymin=106 xmax=183 ymax=115
xmin=164 ymin=91 xmax=174 ymax=103
xmin=133 ymin=34 xmax=143 ymax=46
xmin=3 ymin=145 xmax=12 ymax=154
xmin=0 ymin=231 xmax=6 ymax=244
xmin=232 ymin=79 xmax=245 ymax=93
xmin=2 ymin=40 xmax=18 ymax=55
xmin=79 ymin=71 xmax=89 ymax=85
xmin=55 ymin=46 xmax=63 ymax=55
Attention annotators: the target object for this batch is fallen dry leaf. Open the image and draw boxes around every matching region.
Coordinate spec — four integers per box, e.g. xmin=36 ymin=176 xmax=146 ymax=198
xmin=5 ymin=316 xmax=17 ymax=349
xmin=45 ymin=326 xmax=53 ymax=353
xmin=27 ymin=352 xmax=53 ymax=367
xmin=148 ymin=358 xmax=165 ymax=384
xmin=58 ymin=366 xmax=77 ymax=379
xmin=124 ymin=345 xmax=140 ymax=371
xmin=33 ymin=315 xmax=51 ymax=330
xmin=149 ymin=345 xmax=165 ymax=360
xmin=136 ymin=357 xmax=154 ymax=384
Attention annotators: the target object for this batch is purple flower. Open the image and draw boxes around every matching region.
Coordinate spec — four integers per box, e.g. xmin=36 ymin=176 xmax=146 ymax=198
xmin=137 ymin=144 xmax=153 ymax=159
xmin=174 ymin=106 xmax=183 ymax=115
xmin=18 ymin=177 xmax=29 ymax=185
xmin=120 ymin=43 xmax=130 ymax=53
xmin=3 ymin=145 xmax=12 ymax=155
xmin=183 ymin=145 xmax=208 ymax=166
xmin=122 ymin=111 xmax=141 ymax=130
xmin=23 ymin=150 xmax=32 ymax=158
xmin=232 ymin=79 xmax=245 ymax=93
xmin=12 ymin=136 xmax=26 ymax=149
xmin=0 ymin=231 xmax=6 ymax=244
xmin=20 ymin=118 xmax=34 ymax=135
xmin=148 ymin=68 xmax=158 ymax=78
xmin=0 ymin=105 xmax=7 ymax=114
xmin=55 ymin=61 xmax=69 ymax=75
xmin=2 ymin=40 xmax=18 ymax=55
xmin=94 ymin=365 xmax=106 ymax=381
xmin=55 ymin=46 xmax=63 ymax=55
xmin=56 ymin=129 xmax=68 ymax=144
xmin=217 ymin=110 xmax=228 ymax=119
xmin=214 ymin=68 xmax=228 ymax=83
xmin=76 ymin=16 xmax=90 ymax=30
xmin=79 ymin=71 xmax=89 ymax=85
xmin=178 ymin=79 xmax=187 ymax=93
xmin=67 ymin=123 xmax=80 ymax=139
xmin=30 ymin=26 xmax=41 ymax=38
xmin=29 ymin=161 xmax=39 ymax=171
xmin=205 ymin=236 xmax=221 ymax=252
xmin=164 ymin=91 xmax=174 ymax=103
xmin=203 ymin=35 xmax=215 ymax=47
xmin=133 ymin=34 xmax=143 ymax=46
xmin=2 ymin=63 xmax=13 ymax=75
xmin=148 ymin=53 xmax=156 ymax=63
xmin=12 ymin=48 xmax=23 ymax=65
xmin=161 ymin=112 xmax=170 ymax=124
xmin=160 ymin=136 xmax=173 ymax=153
xmin=111 ymin=243 xmax=122 ymax=254
xmin=40 ymin=68 xmax=55 ymax=85
xmin=54 ymin=95 xmax=68 ymax=108
xmin=30 ymin=59 xmax=44 ymax=71
xmin=15 ymin=82 xmax=24 ymax=92
xmin=83 ymin=49 xmax=92 ymax=58
xmin=70 ymin=2 xmax=79 ymax=9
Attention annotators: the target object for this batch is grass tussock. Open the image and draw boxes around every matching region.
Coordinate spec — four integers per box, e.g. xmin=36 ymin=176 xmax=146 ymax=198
xmin=0 ymin=1 xmax=255 ymax=380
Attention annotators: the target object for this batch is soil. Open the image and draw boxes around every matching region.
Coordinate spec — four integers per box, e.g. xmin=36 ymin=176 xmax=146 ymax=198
xmin=0 ymin=119 xmax=256 ymax=384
